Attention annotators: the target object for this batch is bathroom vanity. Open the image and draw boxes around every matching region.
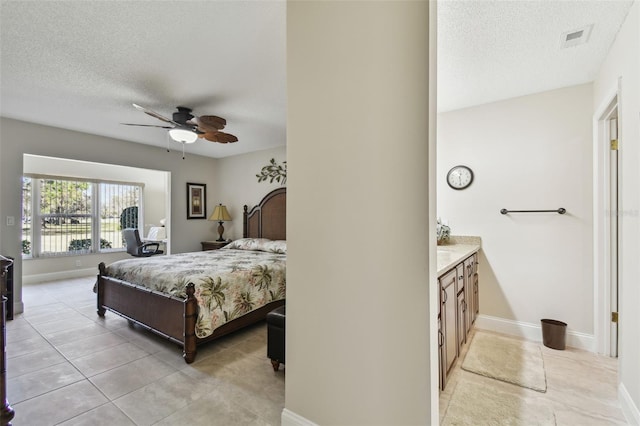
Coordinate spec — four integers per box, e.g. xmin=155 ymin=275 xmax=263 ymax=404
xmin=437 ymin=237 xmax=481 ymax=390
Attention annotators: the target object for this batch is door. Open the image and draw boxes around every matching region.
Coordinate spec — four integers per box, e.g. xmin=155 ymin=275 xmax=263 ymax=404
xmin=595 ymin=91 xmax=620 ymax=357
xmin=609 ymin=114 xmax=619 ymax=357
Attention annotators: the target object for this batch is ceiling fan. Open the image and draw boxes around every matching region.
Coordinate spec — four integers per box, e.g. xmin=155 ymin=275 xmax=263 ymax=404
xmin=122 ymin=104 xmax=238 ymax=144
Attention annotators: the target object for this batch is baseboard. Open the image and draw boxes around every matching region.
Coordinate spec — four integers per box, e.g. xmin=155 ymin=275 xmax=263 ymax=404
xmin=620 ymin=382 xmax=640 ymax=425
xmin=475 ymin=314 xmax=595 ymax=352
xmin=23 ymin=268 xmax=96 ymax=285
xmin=13 ymin=301 xmax=24 ymax=316
xmin=281 ymin=409 xmax=318 ymax=426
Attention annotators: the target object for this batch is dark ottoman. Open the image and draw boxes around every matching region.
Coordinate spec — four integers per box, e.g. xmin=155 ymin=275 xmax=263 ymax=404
xmin=266 ymin=305 xmax=285 ymax=371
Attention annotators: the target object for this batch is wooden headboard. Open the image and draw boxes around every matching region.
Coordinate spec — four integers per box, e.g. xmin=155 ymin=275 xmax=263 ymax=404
xmin=243 ymin=187 xmax=286 ymax=240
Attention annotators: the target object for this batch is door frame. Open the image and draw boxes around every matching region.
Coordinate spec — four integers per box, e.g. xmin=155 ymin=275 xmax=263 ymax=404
xmin=593 ymin=80 xmax=621 ymax=356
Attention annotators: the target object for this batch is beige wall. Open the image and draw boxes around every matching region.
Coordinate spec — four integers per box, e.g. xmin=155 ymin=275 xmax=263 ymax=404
xmin=0 ymin=117 xmax=222 ymax=313
xmin=593 ymin=1 xmax=640 ymax=420
xmin=438 ymin=84 xmax=595 ymax=338
xmin=215 ymin=146 xmax=286 ymax=241
xmin=287 ymin=1 xmax=432 ymax=424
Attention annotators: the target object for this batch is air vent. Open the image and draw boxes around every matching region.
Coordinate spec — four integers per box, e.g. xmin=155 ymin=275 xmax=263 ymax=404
xmin=561 ymin=25 xmax=593 ymax=48
xmin=566 ymin=30 xmax=583 ymax=41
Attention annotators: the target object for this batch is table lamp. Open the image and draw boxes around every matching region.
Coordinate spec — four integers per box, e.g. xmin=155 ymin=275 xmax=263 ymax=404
xmin=209 ymin=204 xmax=232 ymax=241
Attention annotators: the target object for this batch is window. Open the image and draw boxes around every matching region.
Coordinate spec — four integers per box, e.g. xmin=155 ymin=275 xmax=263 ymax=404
xmin=21 ymin=176 xmax=143 ymax=258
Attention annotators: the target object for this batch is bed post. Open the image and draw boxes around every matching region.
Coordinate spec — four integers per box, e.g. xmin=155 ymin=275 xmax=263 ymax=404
xmin=97 ymin=262 xmax=106 ymax=317
xmin=243 ymin=205 xmax=249 ymax=238
xmin=183 ymin=283 xmax=197 ymax=363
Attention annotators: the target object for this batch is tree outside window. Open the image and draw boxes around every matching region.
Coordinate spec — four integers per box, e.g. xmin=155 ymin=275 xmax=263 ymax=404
xmin=21 ymin=176 xmax=142 ymax=257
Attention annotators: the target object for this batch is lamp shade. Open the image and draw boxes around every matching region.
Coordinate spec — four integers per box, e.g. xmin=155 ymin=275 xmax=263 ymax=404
xmin=209 ymin=204 xmax=232 ymax=222
xmin=169 ymin=128 xmax=198 ymax=144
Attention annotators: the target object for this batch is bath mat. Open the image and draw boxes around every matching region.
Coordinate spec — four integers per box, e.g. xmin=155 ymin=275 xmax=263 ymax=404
xmin=461 ymin=331 xmax=547 ymax=392
xmin=442 ymin=379 xmax=555 ymax=426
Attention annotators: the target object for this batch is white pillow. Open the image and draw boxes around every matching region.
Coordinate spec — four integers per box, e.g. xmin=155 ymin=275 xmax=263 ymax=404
xmin=222 ymin=238 xmax=286 ymax=254
xmin=262 ymin=240 xmax=286 ymax=254
xmin=223 ymin=238 xmax=270 ymax=251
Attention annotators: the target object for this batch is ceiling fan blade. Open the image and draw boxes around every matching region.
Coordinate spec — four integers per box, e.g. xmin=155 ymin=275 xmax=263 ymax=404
xmin=203 ymin=131 xmax=238 ymax=144
xmin=201 ymin=132 xmax=219 ymax=142
xmin=121 ymin=123 xmax=174 ymax=129
xmin=132 ymin=103 xmax=178 ymax=125
xmin=197 ymin=115 xmax=227 ymax=131
xmin=216 ymin=132 xmax=238 ymax=143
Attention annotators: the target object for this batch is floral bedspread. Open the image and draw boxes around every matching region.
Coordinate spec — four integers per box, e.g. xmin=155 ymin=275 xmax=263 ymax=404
xmin=104 ymin=248 xmax=286 ymax=338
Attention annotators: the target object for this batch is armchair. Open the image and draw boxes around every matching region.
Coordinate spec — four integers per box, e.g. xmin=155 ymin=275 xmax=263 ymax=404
xmin=123 ymin=228 xmax=163 ymax=257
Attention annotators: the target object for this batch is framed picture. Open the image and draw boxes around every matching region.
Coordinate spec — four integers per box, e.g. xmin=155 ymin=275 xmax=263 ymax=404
xmin=187 ymin=182 xmax=207 ymax=219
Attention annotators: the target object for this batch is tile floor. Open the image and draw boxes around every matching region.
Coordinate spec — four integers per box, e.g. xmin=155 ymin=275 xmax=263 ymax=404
xmin=7 ymin=276 xmax=284 ymax=426
xmin=7 ymin=276 xmax=629 ymax=425
xmin=440 ymin=329 xmax=628 ymax=425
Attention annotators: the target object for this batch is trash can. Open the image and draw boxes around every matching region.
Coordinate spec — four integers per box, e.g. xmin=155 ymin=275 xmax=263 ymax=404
xmin=541 ymin=319 xmax=567 ymax=350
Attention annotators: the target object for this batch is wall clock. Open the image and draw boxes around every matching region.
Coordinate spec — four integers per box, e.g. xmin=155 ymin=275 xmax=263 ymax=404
xmin=446 ymin=165 xmax=474 ymax=190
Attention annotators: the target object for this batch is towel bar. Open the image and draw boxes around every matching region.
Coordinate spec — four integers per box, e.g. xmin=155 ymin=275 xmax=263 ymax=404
xmin=500 ymin=208 xmax=566 ymax=215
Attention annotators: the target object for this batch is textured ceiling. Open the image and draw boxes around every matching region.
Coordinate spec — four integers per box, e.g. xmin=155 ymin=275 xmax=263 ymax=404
xmin=0 ymin=1 xmax=634 ymax=158
xmin=0 ymin=1 xmax=286 ymax=158
xmin=437 ymin=0 xmax=634 ymax=112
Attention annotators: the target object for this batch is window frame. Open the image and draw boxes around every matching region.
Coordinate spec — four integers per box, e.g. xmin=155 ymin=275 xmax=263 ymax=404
xmin=22 ymin=175 xmax=144 ymax=258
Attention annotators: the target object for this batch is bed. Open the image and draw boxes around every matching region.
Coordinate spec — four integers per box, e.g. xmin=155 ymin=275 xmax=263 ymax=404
xmin=96 ymin=187 xmax=286 ymax=363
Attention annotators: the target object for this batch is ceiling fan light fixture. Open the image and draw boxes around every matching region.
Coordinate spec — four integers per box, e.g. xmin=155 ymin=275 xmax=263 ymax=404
xmin=126 ymin=104 xmax=236 ymax=145
xmin=169 ymin=128 xmax=198 ymax=144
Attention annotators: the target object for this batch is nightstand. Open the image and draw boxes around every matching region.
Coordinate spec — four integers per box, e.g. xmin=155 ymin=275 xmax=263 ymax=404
xmin=201 ymin=241 xmax=230 ymax=251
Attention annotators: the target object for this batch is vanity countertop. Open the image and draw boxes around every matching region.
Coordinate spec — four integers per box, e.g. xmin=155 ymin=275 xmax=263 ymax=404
xmin=436 ymin=237 xmax=481 ymax=276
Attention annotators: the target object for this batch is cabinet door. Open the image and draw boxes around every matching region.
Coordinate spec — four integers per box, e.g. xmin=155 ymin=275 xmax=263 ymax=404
xmin=457 ymin=290 xmax=466 ymax=352
xmin=438 ymin=316 xmax=444 ymax=390
xmin=471 ymin=257 xmax=480 ymax=322
xmin=472 ymin=253 xmax=479 ymax=323
xmin=439 ymin=269 xmax=458 ymax=383
xmin=455 ymin=263 xmax=465 ymax=353
xmin=464 ymin=256 xmax=474 ymax=334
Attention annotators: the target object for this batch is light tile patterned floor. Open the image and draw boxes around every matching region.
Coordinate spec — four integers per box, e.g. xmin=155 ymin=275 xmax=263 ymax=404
xmin=8 ymin=277 xmax=627 ymax=425
xmin=440 ymin=328 xmax=628 ymax=425
xmin=8 ymin=276 xmax=284 ymax=425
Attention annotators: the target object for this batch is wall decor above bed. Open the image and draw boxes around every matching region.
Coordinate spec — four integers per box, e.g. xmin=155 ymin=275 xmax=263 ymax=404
xmin=256 ymin=158 xmax=287 ymax=185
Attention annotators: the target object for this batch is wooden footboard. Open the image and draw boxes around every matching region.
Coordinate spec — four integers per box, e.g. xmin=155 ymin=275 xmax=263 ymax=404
xmin=97 ymin=262 xmax=284 ymax=363
xmin=97 ymin=262 xmax=198 ymax=362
